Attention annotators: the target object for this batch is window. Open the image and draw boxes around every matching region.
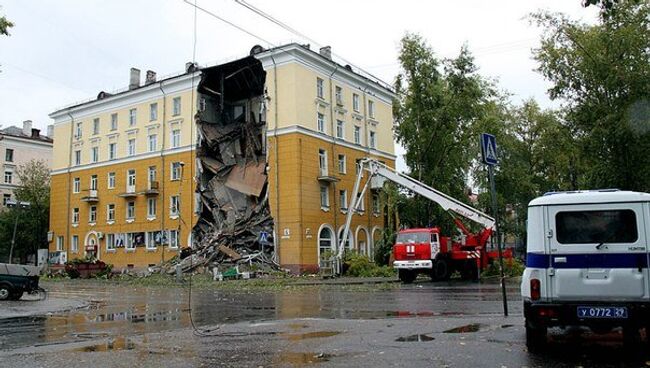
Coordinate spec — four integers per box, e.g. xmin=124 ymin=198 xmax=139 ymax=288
xmin=126 ymin=201 xmax=135 ymax=219
xmin=127 ymin=138 xmax=136 ymax=156
xmin=148 ymin=166 xmax=156 ymax=184
xmin=171 ymin=129 xmax=181 ymax=148
xmin=354 ymin=125 xmax=361 ymax=145
xmin=107 ymin=204 xmax=115 ymax=222
xmin=320 ymin=185 xmax=329 ymax=209
xmin=129 ymin=108 xmax=137 ymax=126
xmin=90 ymin=175 xmax=98 ymax=190
xmin=316 ymin=77 xmax=324 ymax=98
xmin=5 ymin=148 xmax=13 ymax=162
xmin=335 ymin=86 xmax=343 ymax=105
xmin=74 ymin=150 xmax=81 ymax=166
xmin=93 ymin=118 xmax=99 ymax=135
xmin=171 ymin=162 xmax=182 ymax=180
xmin=56 ymin=236 xmax=64 ymax=251
xmin=146 ymin=231 xmax=157 ymax=250
xmin=339 ymin=189 xmax=348 ymax=210
xmin=353 ymin=93 xmax=360 ymax=112
xmin=4 ymin=170 xmax=12 ymax=184
xmin=169 ymin=230 xmax=179 ymax=248
xmin=148 ymin=133 xmax=157 ymax=152
xmin=336 ymin=120 xmax=344 ymax=139
xmin=89 ymin=205 xmax=97 ymax=223
xmin=106 ymin=233 xmax=115 ymax=251
xmin=369 ymin=131 xmax=376 ymax=149
xmin=108 ymin=143 xmax=117 ymax=160
xmin=337 ymin=154 xmax=346 ymax=174
xmin=71 ymin=235 xmax=79 ymax=253
xmin=372 ymin=193 xmax=380 ymax=214
xmin=127 ymin=169 xmax=136 ymax=189
xmin=355 ymin=159 xmax=362 ymax=174
xmin=368 ymin=100 xmax=375 ymax=118
xmin=318 ymin=149 xmax=327 ymax=176
xmin=173 ymin=97 xmax=181 ymax=116
xmin=73 ymin=177 xmax=80 ymax=193
xmin=317 ymin=113 xmax=326 ymax=133
xmin=91 ymin=146 xmax=99 ymax=163
xmin=126 ymin=233 xmax=136 ymax=250
xmin=107 ymin=172 xmax=115 ymax=189
xmin=75 ymin=122 xmax=82 ymax=139
xmin=110 ymin=113 xmax=118 ymax=131
xmin=149 ymin=102 xmax=158 ymax=121
xmin=147 ymin=198 xmax=157 ymax=218
xmin=3 ymin=194 xmax=10 ymax=206
xmin=170 ymin=195 xmax=179 ymax=216
xmin=355 ymin=192 xmax=365 ymax=212
xmin=556 ymin=210 xmax=638 ymax=244
xmin=72 ymin=207 xmax=79 ymax=224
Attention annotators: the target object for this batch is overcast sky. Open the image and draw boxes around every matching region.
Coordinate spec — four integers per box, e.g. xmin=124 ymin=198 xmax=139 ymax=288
xmin=0 ymin=1 xmax=598 ymax=142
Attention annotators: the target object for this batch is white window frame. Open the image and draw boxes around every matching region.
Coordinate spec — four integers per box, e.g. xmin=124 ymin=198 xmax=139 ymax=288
xmin=89 ymin=205 xmax=97 ymax=223
xmin=72 ymin=207 xmax=79 ymax=224
xmin=5 ymin=148 xmax=13 ymax=162
xmin=93 ymin=118 xmax=100 ymax=135
xmin=90 ymin=175 xmax=98 ymax=191
xmin=56 ymin=236 xmax=64 ymax=251
xmin=170 ymin=195 xmax=180 ymax=217
xmin=150 ymin=102 xmax=158 ymax=121
xmin=75 ymin=122 xmax=82 ymax=139
xmin=91 ymin=146 xmax=99 ymax=163
xmin=339 ymin=189 xmax=348 ymax=210
xmin=108 ymin=143 xmax=116 ymax=160
xmin=71 ymin=235 xmax=79 ymax=253
xmin=110 ymin=113 xmax=118 ymax=131
xmin=126 ymin=201 xmax=135 ymax=220
xmin=107 ymin=172 xmax=115 ymax=189
xmin=171 ymin=162 xmax=182 ymax=180
xmin=3 ymin=170 xmax=11 ymax=184
xmin=368 ymin=100 xmax=375 ymax=119
xmin=147 ymin=197 xmax=157 ymax=218
xmin=169 ymin=230 xmax=179 ymax=249
xmin=127 ymin=169 xmax=136 ymax=188
xmin=372 ymin=193 xmax=380 ymax=214
xmin=318 ymin=149 xmax=327 ymax=176
xmin=353 ymin=93 xmax=360 ymax=112
xmin=129 ymin=108 xmax=137 ymax=126
xmin=317 ymin=113 xmax=325 ymax=133
xmin=146 ymin=231 xmax=157 ymax=250
xmin=72 ymin=177 xmax=80 ymax=193
xmin=320 ymin=185 xmax=329 ymax=209
xmin=127 ymin=138 xmax=136 ymax=156
xmin=148 ymin=166 xmax=156 ymax=184
xmin=173 ymin=97 xmax=182 ymax=116
xmin=126 ymin=233 xmax=136 ymax=250
xmin=354 ymin=125 xmax=361 ymax=145
xmin=369 ymin=131 xmax=376 ymax=149
xmin=338 ymin=154 xmax=346 ymax=174
xmin=106 ymin=233 xmax=115 ymax=251
xmin=148 ymin=133 xmax=157 ymax=152
xmin=316 ymin=77 xmax=324 ymax=98
xmin=336 ymin=120 xmax=345 ymax=139
xmin=171 ymin=129 xmax=181 ymax=148
xmin=74 ymin=150 xmax=81 ymax=166
xmin=335 ymin=86 xmax=343 ymax=105
xmin=107 ymin=204 xmax=115 ymax=222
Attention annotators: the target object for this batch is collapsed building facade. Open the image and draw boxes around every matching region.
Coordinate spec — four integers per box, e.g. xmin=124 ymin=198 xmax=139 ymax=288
xmin=48 ymin=43 xmax=396 ymax=273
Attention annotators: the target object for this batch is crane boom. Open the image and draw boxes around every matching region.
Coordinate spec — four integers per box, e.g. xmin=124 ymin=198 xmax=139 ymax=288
xmin=337 ymin=158 xmax=495 ymax=264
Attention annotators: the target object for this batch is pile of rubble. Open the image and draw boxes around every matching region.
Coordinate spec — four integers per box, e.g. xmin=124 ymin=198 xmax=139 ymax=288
xmin=164 ymin=56 xmax=278 ymax=275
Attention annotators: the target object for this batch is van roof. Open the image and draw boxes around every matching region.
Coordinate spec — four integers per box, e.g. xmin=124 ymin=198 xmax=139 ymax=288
xmin=529 ymin=190 xmax=650 ymax=207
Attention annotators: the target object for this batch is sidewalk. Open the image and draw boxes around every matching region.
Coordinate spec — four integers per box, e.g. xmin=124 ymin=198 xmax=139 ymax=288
xmin=291 ymin=276 xmax=400 ymax=286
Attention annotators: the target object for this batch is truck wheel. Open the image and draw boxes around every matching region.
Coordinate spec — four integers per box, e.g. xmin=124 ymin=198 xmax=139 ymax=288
xmin=398 ymin=269 xmax=416 ymax=284
xmin=525 ymin=320 xmax=547 ymax=353
xmin=0 ymin=283 xmax=12 ymax=301
xmin=431 ymin=259 xmax=450 ymax=281
xmin=8 ymin=290 xmax=23 ymax=301
xmin=460 ymin=262 xmax=479 ymax=281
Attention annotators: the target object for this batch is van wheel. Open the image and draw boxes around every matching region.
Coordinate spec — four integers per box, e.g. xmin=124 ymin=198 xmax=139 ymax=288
xmin=0 ymin=283 xmax=12 ymax=301
xmin=431 ymin=259 xmax=450 ymax=281
xmin=525 ymin=321 xmax=547 ymax=353
xmin=398 ymin=269 xmax=416 ymax=284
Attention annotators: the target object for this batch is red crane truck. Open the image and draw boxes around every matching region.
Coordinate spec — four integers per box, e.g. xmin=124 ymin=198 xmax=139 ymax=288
xmin=338 ymin=158 xmax=512 ymax=283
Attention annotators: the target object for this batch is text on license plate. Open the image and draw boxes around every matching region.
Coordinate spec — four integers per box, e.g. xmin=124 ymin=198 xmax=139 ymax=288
xmin=577 ymin=306 xmax=628 ymax=319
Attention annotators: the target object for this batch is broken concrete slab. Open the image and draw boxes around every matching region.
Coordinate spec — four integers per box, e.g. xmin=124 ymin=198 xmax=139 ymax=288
xmin=225 ymin=161 xmax=267 ymax=197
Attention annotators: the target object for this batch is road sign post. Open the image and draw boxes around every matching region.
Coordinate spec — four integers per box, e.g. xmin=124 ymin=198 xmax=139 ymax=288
xmin=481 ymin=133 xmax=508 ymax=317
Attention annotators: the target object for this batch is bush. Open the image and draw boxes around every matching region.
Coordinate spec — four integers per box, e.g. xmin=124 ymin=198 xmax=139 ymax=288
xmin=481 ymin=257 xmax=525 ymax=278
xmin=344 ymin=252 xmax=396 ymax=277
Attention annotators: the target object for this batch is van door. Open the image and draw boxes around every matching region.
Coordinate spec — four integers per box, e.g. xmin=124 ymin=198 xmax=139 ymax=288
xmin=547 ymin=203 xmax=649 ymax=301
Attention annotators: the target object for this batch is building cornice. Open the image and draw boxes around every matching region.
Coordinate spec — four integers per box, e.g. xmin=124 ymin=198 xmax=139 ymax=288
xmin=0 ymin=134 xmax=53 ymax=148
xmin=267 ymin=125 xmax=396 ymax=160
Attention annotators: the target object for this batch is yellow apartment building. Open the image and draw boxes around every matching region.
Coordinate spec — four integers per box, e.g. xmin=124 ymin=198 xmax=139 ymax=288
xmin=48 ymin=43 xmax=395 ymax=272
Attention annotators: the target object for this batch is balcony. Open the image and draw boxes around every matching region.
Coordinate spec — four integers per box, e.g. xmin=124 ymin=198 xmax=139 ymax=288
xmin=118 ymin=185 xmax=138 ymax=198
xmin=81 ymin=190 xmax=99 ymax=203
xmin=145 ymin=181 xmax=160 ymax=196
xmin=317 ymin=168 xmax=339 ymax=183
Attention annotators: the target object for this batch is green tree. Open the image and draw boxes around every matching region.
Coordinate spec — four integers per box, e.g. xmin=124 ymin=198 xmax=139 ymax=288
xmin=0 ymin=6 xmax=13 ymax=36
xmin=532 ymin=1 xmax=650 ymax=191
xmin=0 ymin=160 xmax=50 ymax=263
xmin=393 ymin=33 xmax=497 ymax=232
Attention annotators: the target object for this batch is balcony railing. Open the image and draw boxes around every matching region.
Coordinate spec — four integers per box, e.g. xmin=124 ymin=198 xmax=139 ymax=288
xmin=81 ymin=189 xmax=99 ymax=203
xmin=145 ymin=181 xmax=160 ymax=195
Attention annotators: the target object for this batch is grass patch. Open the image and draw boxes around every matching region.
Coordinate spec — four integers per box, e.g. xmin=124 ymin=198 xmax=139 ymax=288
xmin=481 ymin=258 xmax=525 ymax=278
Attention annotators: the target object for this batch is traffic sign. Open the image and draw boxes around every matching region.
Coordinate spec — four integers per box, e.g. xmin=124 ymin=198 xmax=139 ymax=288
xmin=259 ymin=231 xmax=269 ymax=244
xmin=480 ymin=133 xmax=498 ymax=165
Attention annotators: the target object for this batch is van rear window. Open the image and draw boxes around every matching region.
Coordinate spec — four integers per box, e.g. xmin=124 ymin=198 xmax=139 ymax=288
xmin=555 ymin=210 xmax=638 ymax=244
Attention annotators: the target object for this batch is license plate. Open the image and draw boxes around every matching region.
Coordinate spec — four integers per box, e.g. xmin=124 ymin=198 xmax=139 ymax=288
xmin=577 ymin=306 xmax=628 ymax=319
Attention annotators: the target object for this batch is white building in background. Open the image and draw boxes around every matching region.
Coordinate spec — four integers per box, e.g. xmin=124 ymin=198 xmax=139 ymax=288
xmin=0 ymin=120 xmax=53 ymax=207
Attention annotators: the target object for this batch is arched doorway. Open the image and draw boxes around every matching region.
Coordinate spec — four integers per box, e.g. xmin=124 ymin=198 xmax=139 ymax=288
xmin=337 ymin=226 xmax=354 ymax=253
xmin=84 ymin=231 xmax=100 ymax=259
xmin=371 ymin=226 xmax=382 ymax=260
xmin=317 ymin=224 xmax=335 ymax=261
xmin=356 ymin=226 xmax=369 ymax=256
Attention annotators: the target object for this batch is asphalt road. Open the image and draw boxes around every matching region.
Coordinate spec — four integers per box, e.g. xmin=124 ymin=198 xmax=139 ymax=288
xmin=0 ymin=278 xmax=648 ymax=367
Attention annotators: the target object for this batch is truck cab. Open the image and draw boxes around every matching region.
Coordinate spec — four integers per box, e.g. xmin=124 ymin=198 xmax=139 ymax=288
xmin=393 ymin=228 xmax=443 ymax=283
xmin=521 ymin=190 xmax=650 ymax=351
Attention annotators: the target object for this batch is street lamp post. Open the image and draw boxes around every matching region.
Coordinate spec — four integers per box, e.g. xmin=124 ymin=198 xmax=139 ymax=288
xmin=7 ymin=200 xmax=31 ymax=264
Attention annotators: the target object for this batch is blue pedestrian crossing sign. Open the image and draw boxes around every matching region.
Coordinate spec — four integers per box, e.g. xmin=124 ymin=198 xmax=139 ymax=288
xmin=259 ymin=231 xmax=270 ymax=244
xmin=480 ymin=133 xmax=498 ymax=165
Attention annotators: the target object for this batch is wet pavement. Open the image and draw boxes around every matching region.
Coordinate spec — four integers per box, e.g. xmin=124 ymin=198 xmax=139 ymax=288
xmin=0 ymin=278 xmax=648 ymax=367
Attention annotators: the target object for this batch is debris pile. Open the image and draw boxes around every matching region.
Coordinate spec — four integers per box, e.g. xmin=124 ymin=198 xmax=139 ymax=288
xmin=168 ymin=56 xmax=278 ymax=274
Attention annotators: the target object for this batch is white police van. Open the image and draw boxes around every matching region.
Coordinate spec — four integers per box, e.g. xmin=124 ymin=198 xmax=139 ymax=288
xmin=521 ymin=190 xmax=650 ymax=351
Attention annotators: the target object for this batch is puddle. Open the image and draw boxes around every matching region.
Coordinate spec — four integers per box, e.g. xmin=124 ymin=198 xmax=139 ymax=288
xmin=283 ymin=331 xmax=341 ymax=341
xmin=76 ymin=336 xmax=137 ymax=352
xmin=288 ymin=323 xmax=309 ymax=330
xmin=444 ymin=323 xmax=485 ymax=333
xmin=396 ymin=334 xmax=435 ymax=342
xmin=274 ymin=352 xmax=332 ymax=365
